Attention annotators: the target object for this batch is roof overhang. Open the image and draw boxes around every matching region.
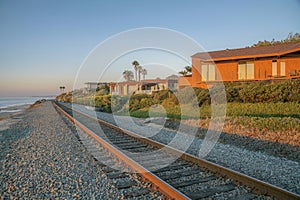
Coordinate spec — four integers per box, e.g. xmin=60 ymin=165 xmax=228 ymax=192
xmin=192 ymin=46 xmax=300 ymax=62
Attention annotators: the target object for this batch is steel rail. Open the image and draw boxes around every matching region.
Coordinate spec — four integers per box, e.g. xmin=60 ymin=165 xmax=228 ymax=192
xmin=54 ymin=101 xmax=300 ymax=200
xmin=53 ymin=101 xmax=189 ymax=200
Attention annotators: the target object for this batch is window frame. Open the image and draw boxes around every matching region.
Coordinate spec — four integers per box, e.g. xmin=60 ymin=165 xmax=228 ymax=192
xmin=280 ymin=61 xmax=286 ymax=76
xmin=272 ymin=60 xmax=277 ymax=76
xmin=201 ymin=63 xmax=216 ymax=81
xmin=238 ymin=61 xmax=254 ymax=80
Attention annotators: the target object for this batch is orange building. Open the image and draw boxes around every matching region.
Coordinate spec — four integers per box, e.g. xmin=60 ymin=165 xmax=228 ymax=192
xmin=180 ymin=42 xmax=300 ymax=89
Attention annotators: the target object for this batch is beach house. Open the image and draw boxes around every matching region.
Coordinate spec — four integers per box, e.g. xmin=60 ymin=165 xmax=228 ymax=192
xmin=179 ymin=42 xmax=300 ymax=89
xmin=109 ymin=79 xmax=178 ymax=96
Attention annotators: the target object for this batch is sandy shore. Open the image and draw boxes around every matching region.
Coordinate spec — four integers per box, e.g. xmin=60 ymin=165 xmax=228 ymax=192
xmin=0 ymin=104 xmax=30 ymax=120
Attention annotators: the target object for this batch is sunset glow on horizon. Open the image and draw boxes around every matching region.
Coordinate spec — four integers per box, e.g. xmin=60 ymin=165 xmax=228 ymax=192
xmin=1 ymin=0 xmax=299 ymax=97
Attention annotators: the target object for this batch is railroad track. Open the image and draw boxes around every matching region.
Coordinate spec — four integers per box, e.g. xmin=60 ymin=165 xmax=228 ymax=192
xmin=53 ymin=101 xmax=300 ymax=200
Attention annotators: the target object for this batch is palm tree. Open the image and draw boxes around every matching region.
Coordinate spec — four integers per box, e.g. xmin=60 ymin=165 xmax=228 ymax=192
xmin=185 ymin=66 xmax=192 ymax=74
xmin=179 ymin=70 xmax=188 ymax=76
xmin=122 ymin=70 xmax=134 ymax=81
xmin=141 ymin=68 xmax=147 ymax=80
xmin=137 ymin=66 xmax=143 ymax=82
xmin=59 ymin=86 xmax=65 ymax=92
xmin=179 ymin=66 xmax=192 ymax=76
xmin=132 ymin=60 xmax=139 ymax=81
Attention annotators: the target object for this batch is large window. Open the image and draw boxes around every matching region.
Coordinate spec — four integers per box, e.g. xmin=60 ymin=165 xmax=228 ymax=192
xmin=272 ymin=61 xmax=277 ymax=76
xmin=201 ymin=64 xmax=216 ymax=81
xmin=238 ymin=62 xmax=254 ymax=80
xmin=280 ymin=61 xmax=286 ymax=76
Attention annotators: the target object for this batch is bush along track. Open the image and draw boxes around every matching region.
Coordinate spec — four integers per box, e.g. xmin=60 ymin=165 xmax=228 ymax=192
xmin=56 ymin=79 xmax=300 ymax=146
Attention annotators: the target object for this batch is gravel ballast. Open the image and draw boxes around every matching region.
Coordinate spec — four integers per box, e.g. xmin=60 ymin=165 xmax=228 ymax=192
xmin=1 ymin=101 xmax=156 ymax=199
xmin=66 ymin=102 xmax=300 ymax=195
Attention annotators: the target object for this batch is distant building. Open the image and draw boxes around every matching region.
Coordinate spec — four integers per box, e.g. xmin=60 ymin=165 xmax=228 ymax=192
xmin=166 ymin=74 xmax=179 ymax=80
xmin=109 ymin=79 xmax=178 ymax=96
xmin=179 ymin=42 xmax=300 ymax=89
xmin=85 ymin=82 xmax=106 ymax=91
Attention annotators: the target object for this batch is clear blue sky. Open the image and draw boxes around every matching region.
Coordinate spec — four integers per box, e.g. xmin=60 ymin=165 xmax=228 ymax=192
xmin=0 ymin=0 xmax=299 ymax=96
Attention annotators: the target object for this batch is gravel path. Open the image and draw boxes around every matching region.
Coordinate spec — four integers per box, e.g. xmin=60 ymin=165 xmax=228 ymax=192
xmin=1 ymin=101 xmax=153 ymax=199
xmin=66 ymin=102 xmax=300 ymax=195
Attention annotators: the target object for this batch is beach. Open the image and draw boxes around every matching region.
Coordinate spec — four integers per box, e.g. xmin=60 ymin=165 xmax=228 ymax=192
xmin=0 ymin=97 xmax=53 ymax=119
xmin=0 ymin=104 xmax=30 ymax=120
xmin=0 ymin=101 xmax=123 ymax=198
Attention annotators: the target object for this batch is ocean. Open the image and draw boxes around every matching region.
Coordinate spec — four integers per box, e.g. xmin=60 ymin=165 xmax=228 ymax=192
xmin=0 ymin=97 xmax=54 ymax=116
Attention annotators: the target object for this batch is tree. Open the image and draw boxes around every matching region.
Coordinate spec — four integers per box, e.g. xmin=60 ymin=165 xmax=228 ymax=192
xmin=96 ymin=84 xmax=110 ymax=96
xmin=179 ymin=70 xmax=188 ymax=76
xmin=284 ymin=32 xmax=300 ymax=43
xmin=122 ymin=70 xmax=134 ymax=81
xmin=179 ymin=66 xmax=192 ymax=76
xmin=185 ymin=66 xmax=192 ymax=73
xmin=251 ymin=32 xmax=300 ymax=47
xmin=59 ymin=86 xmax=65 ymax=92
xmin=132 ymin=60 xmax=140 ymax=81
xmin=141 ymin=68 xmax=147 ymax=80
xmin=137 ymin=66 xmax=143 ymax=82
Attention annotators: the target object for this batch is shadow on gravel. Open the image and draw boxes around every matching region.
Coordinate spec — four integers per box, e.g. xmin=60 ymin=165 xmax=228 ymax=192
xmin=164 ymin=119 xmax=300 ymax=163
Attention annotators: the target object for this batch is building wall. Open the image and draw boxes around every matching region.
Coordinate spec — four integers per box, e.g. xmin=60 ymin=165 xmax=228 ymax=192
xmin=215 ymin=61 xmax=237 ymax=81
xmin=187 ymin=56 xmax=300 ymax=89
xmin=191 ymin=57 xmax=202 ymax=88
xmin=178 ymin=76 xmax=192 ymax=89
xmin=109 ymin=80 xmax=178 ymax=96
xmin=280 ymin=57 xmax=300 ymax=76
xmin=86 ymin=83 xmax=99 ymax=90
xmin=253 ymin=59 xmax=272 ymax=79
xmin=128 ymin=85 xmax=138 ymax=94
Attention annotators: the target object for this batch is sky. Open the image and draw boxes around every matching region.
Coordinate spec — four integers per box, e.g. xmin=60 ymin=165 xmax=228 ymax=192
xmin=0 ymin=0 xmax=299 ymax=96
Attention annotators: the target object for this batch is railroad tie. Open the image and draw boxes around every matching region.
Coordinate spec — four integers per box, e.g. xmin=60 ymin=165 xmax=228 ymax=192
xmin=106 ymin=171 xmax=128 ymax=179
xmin=171 ymin=176 xmax=217 ymax=188
xmin=140 ymin=157 xmax=176 ymax=166
xmin=230 ymin=193 xmax=258 ymax=200
xmin=102 ymin=167 xmax=119 ymax=173
xmin=154 ymin=163 xmax=190 ymax=173
xmin=123 ymin=188 xmax=150 ymax=198
xmin=108 ymin=139 xmax=135 ymax=145
xmin=159 ymin=169 xmax=201 ymax=180
xmin=186 ymin=184 xmax=236 ymax=199
xmin=93 ymin=160 xmax=106 ymax=167
xmin=133 ymin=153 xmax=170 ymax=162
xmin=115 ymin=180 xmax=138 ymax=189
xmin=117 ymin=143 xmax=148 ymax=150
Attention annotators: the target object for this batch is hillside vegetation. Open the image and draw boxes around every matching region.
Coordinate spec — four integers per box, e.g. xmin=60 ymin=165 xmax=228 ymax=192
xmin=56 ymin=79 xmax=300 ymax=146
xmin=251 ymin=32 xmax=300 ymax=47
xmin=57 ymin=79 xmax=300 ymax=111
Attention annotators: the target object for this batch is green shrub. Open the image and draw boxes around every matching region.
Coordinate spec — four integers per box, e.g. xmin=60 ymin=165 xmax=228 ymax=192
xmin=152 ymin=90 xmax=172 ymax=101
xmin=111 ymin=95 xmax=129 ymax=112
xmin=140 ymin=98 xmax=159 ymax=107
xmin=237 ymin=80 xmax=300 ymax=103
xmin=194 ymin=88 xmax=210 ymax=106
xmin=95 ymin=95 xmax=112 ymax=112
xmin=177 ymin=87 xmax=199 ymax=105
xmin=235 ymin=116 xmax=300 ymax=132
